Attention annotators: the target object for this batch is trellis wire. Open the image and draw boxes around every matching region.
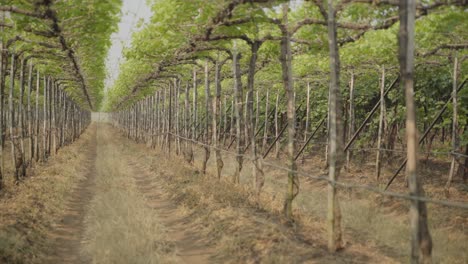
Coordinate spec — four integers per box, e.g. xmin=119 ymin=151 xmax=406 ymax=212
xmin=167 ymin=132 xmax=468 ymax=210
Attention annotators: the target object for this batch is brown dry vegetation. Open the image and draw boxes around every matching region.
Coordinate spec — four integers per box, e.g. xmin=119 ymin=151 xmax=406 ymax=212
xmin=0 ymin=125 xmax=95 ymax=263
xmin=189 ymin=142 xmax=468 ymax=263
xmin=115 ymin=126 xmax=400 ymax=263
xmin=80 ymin=125 xmax=179 ymax=264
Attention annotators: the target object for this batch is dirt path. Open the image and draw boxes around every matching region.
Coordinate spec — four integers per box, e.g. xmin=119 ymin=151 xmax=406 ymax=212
xmin=42 ymin=124 xmax=402 ymax=264
xmin=45 ymin=128 xmax=97 ymax=264
xmin=132 ymin=166 xmax=216 ymax=263
xmin=45 ymin=124 xmax=216 ymax=263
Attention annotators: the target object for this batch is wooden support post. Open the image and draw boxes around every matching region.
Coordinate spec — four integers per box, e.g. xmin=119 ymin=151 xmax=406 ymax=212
xmin=213 ymin=59 xmax=224 ymax=179
xmin=42 ymin=76 xmax=47 ymax=160
xmin=385 ymin=78 xmax=467 ymax=189
xmin=446 ymin=54 xmax=459 ymax=189
xmin=230 ymin=98 xmax=234 ymax=145
xmin=51 ymin=81 xmax=57 ymax=155
xmin=295 ymin=117 xmax=326 ymax=161
xmin=0 ymin=16 xmax=5 ymax=186
xmin=9 ymin=54 xmax=19 ymax=181
xmin=168 ymin=84 xmax=172 ymax=153
xmin=274 ymin=92 xmax=280 ymax=158
xmin=27 ymin=61 xmax=33 ymax=162
xmin=18 ymin=58 xmax=26 ymax=177
xmin=193 ymin=68 xmax=198 ymax=144
xmin=262 ymin=89 xmax=270 ymax=151
xmin=375 ymin=66 xmax=386 ymax=181
xmin=34 ymin=70 xmax=40 ymax=161
xmin=326 ymin=0 xmax=344 ymax=251
xmin=175 ymin=79 xmax=181 ymax=154
xmin=399 ymin=1 xmax=432 ymax=262
xmin=346 ymin=72 xmax=355 ymax=170
xmin=304 ymin=82 xmax=311 ymax=142
xmin=233 ymin=42 xmax=244 ymax=184
xmin=202 ymin=61 xmax=211 ymax=174
xmin=344 ymin=76 xmax=399 ymax=152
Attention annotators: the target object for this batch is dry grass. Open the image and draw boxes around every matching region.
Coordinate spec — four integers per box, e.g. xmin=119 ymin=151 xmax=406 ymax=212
xmin=0 ymin=126 xmax=95 ymax=263
xmin=80 ymin=127 xmax=178 ymax=264
xmin=159 ymin=140 xmax=467 ymax=263
xmin=114 ymin=131 xmax=398 ymax=263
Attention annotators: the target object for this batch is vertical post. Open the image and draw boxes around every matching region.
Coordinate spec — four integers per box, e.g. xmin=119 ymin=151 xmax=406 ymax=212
xmin=233 ymin=41 xmax=244 ymax=184
xmin=262 ymin=89 xmax=270 ymax=151
xmin=51 ymin=81 xmax=56 ymax=155
xmin=375 ymin=66 xmax=386 ymax=181
xmin=229 ymin=98 xmax=234 ymax=145
xmin=185 ymin=81 xmax=193 ymax=161
xmin=0 ymin=10 xmax=5 ymax=187
xmin=43 ymin=76 xmax=47 ymax=160
xmin=446 ymin=54 xmax=459 ymax=188
xmin=168 ymin=83 xmax=172 ymax=153
xmin=213 ymin=59 xmax=224 ymax=179
xmin=175 ymin=79 xmax=181 ymax=154
xmin=161 ymin=89 xmax=166 ymax=147
xmin=326 ymin=0 xmax=344 ymax=251
xmin=280 ymin=4 xmax=298 ymax=218
xmin=398 ymin=0 xmax=432 ymax=262
xmin=223 ymin=96 xmax=228 ymax=144
xmin=274 ymin=92 xmax=280 ymax=158
xmin=47 ymin=78 xmax=52 ymax=154
xmin=346 ymin=72 xmax=355 ymax=170
xmin=9 ymin=54 xmax=18 ymax=180
xmin=202 ymin=61 xmax=211 ymax=174
xmin=193 ymin=68 xmax=198 ymax=142
xmin=18 ymin=58 xmax=26 ymax=177
xmin=34 ymin=70 xmax=40 ymax=161
xmin=27 ymin=60 xmax=33 ymax=162
xmin=156 ymin=91 xmax=160 ymax=147
xmin=247 ymin=40 xmax=264 ymax=193
xmin=304 ymin=81 xmax=311 ymax=142
xmin=255 ymin=90 xmax=260 ymax=133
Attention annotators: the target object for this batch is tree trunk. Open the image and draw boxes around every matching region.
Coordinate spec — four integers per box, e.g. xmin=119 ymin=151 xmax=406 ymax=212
xmin=326 ymin=0 xmax=344 ymax=252
xmin=247 ymin=41 xmax=264 ymax=194
xmin=9 ymin=54 xmax=19 ymax=181
xmin=18 ymin=58 xmax=26 ymax=177
xmin=233 ymin=42 xmax=244 ymax=184
xmin=280 ymin=4 xmax=298 ymax=219
xmin=202 ymin=61 xmax=211 ymax=174
xmin=398 ymin=1 xmax=432 ymax=262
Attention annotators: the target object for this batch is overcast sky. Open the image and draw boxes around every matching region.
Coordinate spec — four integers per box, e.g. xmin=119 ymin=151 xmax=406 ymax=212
xmin=104 ymin=0 xmax=152 ymax=93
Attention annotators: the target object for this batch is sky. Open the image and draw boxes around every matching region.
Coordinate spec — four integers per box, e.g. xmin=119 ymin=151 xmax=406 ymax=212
xmin=104 ymin=0 xmax=152 ymax=94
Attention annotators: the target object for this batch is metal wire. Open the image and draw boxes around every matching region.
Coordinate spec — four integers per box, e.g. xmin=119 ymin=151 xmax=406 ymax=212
xmin=167 ymin=132 xmax=468 ymax=210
